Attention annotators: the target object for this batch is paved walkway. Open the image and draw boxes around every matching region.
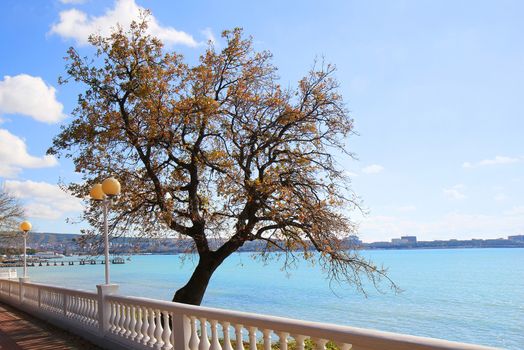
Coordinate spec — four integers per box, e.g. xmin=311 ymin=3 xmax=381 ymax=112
xmin=0 ymin=302 xmax=102 ymax=349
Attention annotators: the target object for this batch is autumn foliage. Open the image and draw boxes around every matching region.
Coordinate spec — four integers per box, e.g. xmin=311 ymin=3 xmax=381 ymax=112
xmin=49 ymin=16 xmax=395 ymax=305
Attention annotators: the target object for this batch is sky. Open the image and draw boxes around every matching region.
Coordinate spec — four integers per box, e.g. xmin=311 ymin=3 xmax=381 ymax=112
xmin=0 ymin=0 xmax=522 ymax=242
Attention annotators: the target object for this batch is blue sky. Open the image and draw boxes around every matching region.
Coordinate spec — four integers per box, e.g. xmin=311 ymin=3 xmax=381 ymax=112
xmin=0 ymin=0 xmax=522 ymax=242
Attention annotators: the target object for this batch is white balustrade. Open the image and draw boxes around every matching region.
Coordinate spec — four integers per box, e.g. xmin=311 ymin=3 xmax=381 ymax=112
xmin=189 ymin=316 xmax=200 ymax=349
xmin=0 ymin=276 xmax=498 ymax=350
xmin=222 ymin=321 xmax=234 ymax=350
xmin=234 ymin=323 xmax=245 ymax=350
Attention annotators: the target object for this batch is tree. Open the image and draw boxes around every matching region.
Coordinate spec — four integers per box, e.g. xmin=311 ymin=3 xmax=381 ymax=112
xmin=49 ymin=16 xmax=396 ymax=305
xmin=0 ymin=186 xmax=25 ymax=248
xmin=0 ymin=186 xmax=24 ymax=232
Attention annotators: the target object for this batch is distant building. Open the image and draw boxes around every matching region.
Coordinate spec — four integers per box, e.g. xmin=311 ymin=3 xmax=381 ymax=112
xmin=391 ymin=238 xmax=408 ymax=245
xmin=401 ymin=236 xmax=417 ymax=243
xmin=508 ymin=235 xmax=524 ymax=242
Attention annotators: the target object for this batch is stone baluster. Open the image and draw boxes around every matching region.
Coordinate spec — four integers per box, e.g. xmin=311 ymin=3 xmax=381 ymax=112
xmin=73 ymin=296 xmax=79 ymax=320
xmin=209 ymin=319 xmax=222 ymax=350
xmin=128 ymin=304 xmax=137 ymax=340
xmin=278 ymin=332 xmax=289 ymax=350
xmin=116 ymin=302 xmax=123 ymax=334
xmin=161 ymin=311 xmax=173 ymax=350
xmin=118 ymin=302 xmax=124 ymax=333
xmin=147 ymin=308 xmax=157 ymax=347
xmin=154 ymin=309 xmax=165 ymax=350
xmin=189 ymin=316 xmax=200 ymax=350
xmin=89 ymin=298 xmax=94 ymax=323
xmin=114 ymin=302 xmax=121 ymax=333
xmin=221 ymin=321 xmax=233 ymax=350
xmin=293 ymin=335 xmax=306 ymax=350
xmin=62 ymin=293 xmax=68 ymax=317
xmin=262 ymin=329 xmax=272 ymax=350
xmin=336 ymin=343 xmax=352 ymax=350
xmin=109 ymin=302 xmax=117 ymax=332
xmin=169 ymin=312 xmax=176 ymax=350
xmin=124 ymin=304 xmax=133 ymax=338
xmin=69 ymin=296 xmax=75 ymax=319
xmin=234 ymin=324 xmax=245 ymax=350
xmin=90 ymin=298 xmax=95 ymax=322
xmin=86 ymin=298 xmax=92 ymax=322
xmin=313 ymin=338 xmax=328 ymax=350
xmin=57 ymin=293 xmax=61 ymax=311
xmin=115 ymin=303 xmax=123 ymax=334
xmin=83 ymin=298 xmax=89 ymax=322
xmin=141 ymin=308 xmax=151 ymax=345
xmin=119 ymin=303 xmax=128 ymax=336
xmin=199 ymin=317 xmax=211 ymax=350
xmin=81 ymin=297 xmax=87 ymax=321
xmin=85 ymin=298 xmax=91 ymax=323
xmin=248 ymin=327 xmax=257 ymax=350
xmin=77 ymin=297 xmax=82 ymax=320
xmin=85 ymin=298 xmax=90 ymax=321
xmin=135 ymin=306 xmax=144 ymax=343
xmin=75 ymin=297 xmax=81 ymax=320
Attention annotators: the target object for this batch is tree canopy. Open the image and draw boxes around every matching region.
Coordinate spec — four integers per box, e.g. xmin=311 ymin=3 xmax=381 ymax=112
xmin=0 ymin=186 xmax=24 ymax=233
xmin=0 ymin=186 xmax=25 ymax=249
xmin=49 ymin=16 xmax=396 ymax=305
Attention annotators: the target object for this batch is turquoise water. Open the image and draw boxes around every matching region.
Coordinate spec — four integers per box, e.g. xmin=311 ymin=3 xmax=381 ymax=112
xmin=14 ymin=248 xmax=524 ymax=349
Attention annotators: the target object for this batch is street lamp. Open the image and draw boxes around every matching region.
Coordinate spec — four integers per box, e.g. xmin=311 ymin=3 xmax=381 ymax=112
xmin=19 ymin=221 xmax=32 ymax=278
xmin=90 ymin=177 xmax=121 ymax=284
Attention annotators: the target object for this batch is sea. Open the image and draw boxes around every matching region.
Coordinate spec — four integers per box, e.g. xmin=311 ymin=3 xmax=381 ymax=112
xmin=12 ymin=248 xmax=524 ymax=349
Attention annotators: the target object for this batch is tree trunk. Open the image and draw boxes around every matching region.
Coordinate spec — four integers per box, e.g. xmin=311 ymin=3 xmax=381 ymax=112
xmin=172 ymin=254 xmax=218 ymax=305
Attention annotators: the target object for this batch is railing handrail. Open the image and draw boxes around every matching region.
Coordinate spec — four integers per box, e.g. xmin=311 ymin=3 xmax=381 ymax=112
xmin=106 ymin=293 xmax=495 ymax=350
xmin=23 ymin=281 xmax=97 ymax=299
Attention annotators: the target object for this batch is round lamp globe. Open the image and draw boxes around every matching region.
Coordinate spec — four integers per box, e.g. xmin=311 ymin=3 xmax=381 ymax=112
xmin=90 ymin=183 xmax=106 ymax=201
xmin=20 ymin=221 xmax=32 ymax=232
xmin=102 ymin=177 xmax=121 ymax=197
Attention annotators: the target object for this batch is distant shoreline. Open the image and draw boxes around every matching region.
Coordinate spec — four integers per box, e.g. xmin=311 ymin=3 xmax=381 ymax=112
xmin=6 ymin=232 xmax=524 ymax=255
xmin=360 ymin=245 xmax=524 ymax=251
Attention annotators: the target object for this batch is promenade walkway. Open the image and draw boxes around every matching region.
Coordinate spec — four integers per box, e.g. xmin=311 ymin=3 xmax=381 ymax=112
xmin=0 ymin=301 xmax=101 ymax=350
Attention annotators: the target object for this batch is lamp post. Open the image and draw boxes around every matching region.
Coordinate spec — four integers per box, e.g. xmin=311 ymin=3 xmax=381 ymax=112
xmin=90 ymin=177 xmax=121 ymax=285
xmin=19 ymin=221 xmax=32 ymax=278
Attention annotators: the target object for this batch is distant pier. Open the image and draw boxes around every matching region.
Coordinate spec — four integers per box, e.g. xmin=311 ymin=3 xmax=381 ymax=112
xmin=0 ymin=257 xmax=126 ymax=268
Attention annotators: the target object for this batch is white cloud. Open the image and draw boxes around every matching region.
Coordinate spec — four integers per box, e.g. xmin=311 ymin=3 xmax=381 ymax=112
xmin=50 ymin=0 xmax=198 ymax=47
xmin=343 ymin=170 xmax=359 ymax=178
xmin=4 ymin=180 xmax=83 ymax=220
xmin=201 ymin=28 xmax=217 ymax=46
xmin=0 ymin=129 xmax=58 ymax=178
xmin=443 ymin=184 xmax=466 ymax=200
xmin=362 ymin=164 xmax=384 ymax=174
xmin=463 ymin=155 xmax=521 ymax=168
xmin=505 ymin=206 xmax=524 ymax=216
xmin=494 ymin=193 xmax=508 ymax=202
xmin=0 ymin=74 xmax=66 ymax=123
xmin=396 ymin=205 xmax=417 ymax=213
